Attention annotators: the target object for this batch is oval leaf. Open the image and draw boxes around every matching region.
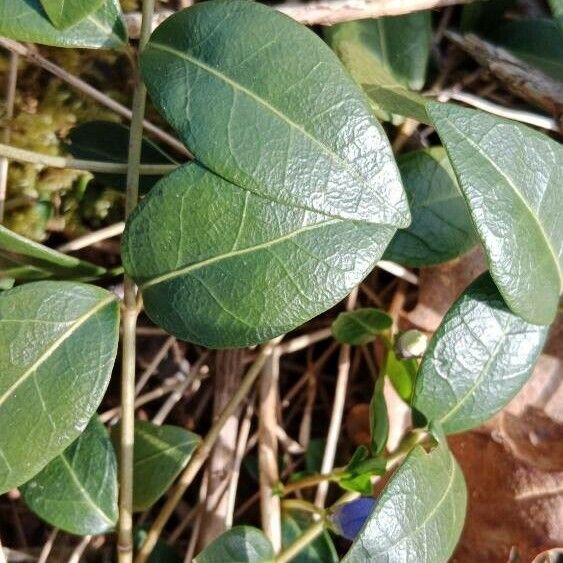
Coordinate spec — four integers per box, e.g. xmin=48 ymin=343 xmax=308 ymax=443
xmin=0 ymin=224 xmax=106 ymax=281
xmin=324 ymin=19 xmax=431 ymax=124
xmin=21 ymin=417 xmax=117 ymax=535
xmin=0 ymin=281 xmax=119 ymax=493
xmin=123 ymin=165 xmax=396 ymax=347
xmin=194 ymin=527 xmax=274 ymax=563
xmin=344 ymin=441 xmax=467 ymax=563
xmin=384 ymin=147 xmax=479 ymax=266
xmin=40 ymin=0 xmax=105 ymax=30
xmin=412 ymin=273 xmax=548 ymax=434
xmin=324 ymin=14 xmax=432 ymax=91
xmin=111 ymin=421 xmax=199 ymax=512
xmin=427 ymin=102 xmax=563 ymax=324
xmin=332 ymin=308 xmax=392 ymax=346
xmin=67 ymin=121 xmax=178 ymax=193
xmin=140 ymin=0 xmax=409 ymax=227
xmin=0 ymin=0 xmax=127 ymax=49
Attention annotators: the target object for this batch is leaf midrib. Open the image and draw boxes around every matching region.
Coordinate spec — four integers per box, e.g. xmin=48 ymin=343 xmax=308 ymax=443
xmin=147 ymin=41 xmax=376 ymax=200
xmin=0 ymin=294 xmax=115 ymax=409
xmin=438 ymin=113 xmax=562 ymax=288
xmin=58 ymin=450 xmax=114 ymax=526
xmin=140 ymin=218 xmax=339 ymax=290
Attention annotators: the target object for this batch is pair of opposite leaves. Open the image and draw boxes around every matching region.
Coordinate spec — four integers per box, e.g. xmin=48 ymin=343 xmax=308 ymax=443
xmin=123 ymin=0 xmax=562 ymax=349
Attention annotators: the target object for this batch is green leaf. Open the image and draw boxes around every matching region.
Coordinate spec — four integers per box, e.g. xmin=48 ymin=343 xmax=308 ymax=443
xmin=427 ymin=102 xmax=563 ymax=325
xmin=324 ymin=14 xmax=432 ymax=91
xmin=369 ymin=380 xmax=388 ymax=456
xmin=0 ymin=224 xmax=106 ymax=282
xmin=0 ymin=281 xmax=119 ymax=493
xmin=344 ymin=441 xmax=467 ymax=562
xmin=21 ymin=417 xmax=117 ymax=535
xmin=282 ymin=513 xmax=338 ymax=563
xmin=0 ymin=0 xmax=127 ymax=49
xmin=40 ymin=0 xmax=105 ymax=30
xmin=548 ymin=0 xmax=563 ymax=29
xmin=194 ymin=527 xmax=274 ymax=563
xmin=331 ymin=308 xmax=392 ymax=345
xmin=490 ymin=18 xmax=563 ymax=82
xmin=67 ymin=121 xmax=178 ymax=194
xmin=135 ymin=529 xmax=182 ymax=563
xmin=384 ymin=349 xmax=417 ymax=401
xmin=111 ymin=421 xmax=199 ymax=512
xmin=324 ymin=19 xmax=431 ymax=124
xmin=412 ymin=273 xmax=548 ymax=434
xmin=125 ymin=1 xmax=409 ymax=348
xmin=339 ymin=447 xmax=386 ymax=495
xmin=384 ymin=147 xmax=479 ymax=267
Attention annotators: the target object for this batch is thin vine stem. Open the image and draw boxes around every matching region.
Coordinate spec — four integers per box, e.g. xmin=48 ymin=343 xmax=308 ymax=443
xmin=135 ymin=337 xmax=283 ymax=563
xmin=118 ymin=1 xmax=155 ymax=561
xmin=0 ymin=142 xmax=177 ymax=175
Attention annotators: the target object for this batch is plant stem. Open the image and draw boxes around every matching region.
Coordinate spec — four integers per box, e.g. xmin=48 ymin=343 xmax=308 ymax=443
xmin=135 ymin=337 xmax=282 ymax=563
xmin=282 ymin=472 xmax=339 ymax=494
xmin=0 ymin=52 xmax=17 ymax=223
xmin=275 ymin=519 xmax=325 ymax=563
xmin=0 ymin=142 xmax=177 ymax=175
xmin=118 ymin=1 xmax=155 ymax=561
xmin=281 ymin=499 xmax=325 ymax=516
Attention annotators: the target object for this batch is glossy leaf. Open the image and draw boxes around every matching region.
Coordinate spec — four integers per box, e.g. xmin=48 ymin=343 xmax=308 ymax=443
xmin=194 ymin=527 xmax=274 ymax=563
xmin=344 ymin=441 xmax=467 ymax=562
xmin=40 ymin=0 xmax=105 ymax=29
xmin=331 ymin=308 xmax=392 ymax=345
xmin=412 ymin=273 xmax=548 ymax=434
xmin=21 ymin=417 xmax=117 ymax=535
xmin=0 ymin=0 xmax=127 ymax=49
xmin=324 ymin=14 xmax=432 ymax=91
xmin=67 ymin=121 xmax=178 ymax=193
xmin=384 ymin=148 xmax=479 ymax=266
xmin=0 ymin=224 xmax=106 ymax=282
xmin=0 ymin=281 xmax=119 ymax=493
xmin=125 ymin=1 xmax=409 ymax=348
xmin=428 ymin=102 xmax=563 ymax=325
xmin=282 ymin=513 xmax=338 ymax=563
xmin=111 ymin=421 xmax=199 ymax=512
xmin=324 ymin=19 xmax=430 ymax=124
xmin=490 ymin=18 xmax=563 ymax=82
xmin=385 ymin=349 xmax=417 ymax=402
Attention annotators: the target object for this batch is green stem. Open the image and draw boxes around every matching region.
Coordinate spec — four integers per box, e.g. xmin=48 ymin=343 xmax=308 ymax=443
xmin=281 ymin=499 xmax=325 ymax=516
xmin=0 ymin=142 xmax=177 ymax=175
xmin=118 ymin=1 xmax=155 ymax=562
xmin=281 ymin=471 xmax=341 ymax=494
xmin=275 ymin=519 xmax=325 ymax=563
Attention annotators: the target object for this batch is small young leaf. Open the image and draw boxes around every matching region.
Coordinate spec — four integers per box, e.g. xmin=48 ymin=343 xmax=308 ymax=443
xmin=0 ymin=0 xmax=127 ymax=49
xmin=40 ymin=0 xmax=105 ymax=30
xmin=0 ymin=224 xmax=106 ymax=281
xmin=369 ymin=381 xmax=389 ymax=456
xmin=324 ymin=14 xmax=432 ymax=91
xmin=67 ymin=121 xmax=178 ymax=193
xmin=384 ymin=147 xmax=479 ymax=267
xmin=0 ymin=281 xmax=119 ymax=493
xmin=126 ymin=1 xmax=409 ymax=347
xmin=343 ymin=441 xmax=467 ymax=562
xmin=331 ymin=308 xmax=392 ymax=345
xmin=412 ymin=273 xmax=549 ymax=434
xmin=21 ymin=417 xmax=117 ymax=535
xmin=194 ymin=527 xmax=274 ymax=563
xmin=111 ymin=421 xmax=199 ymax=512
xmin=282 ymin=513 xmax=338 ymax=563
xmin=428 ymin=102 xmax=563 ymax=325
xmin=384 ymin=349 xmax=417 ymax=401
